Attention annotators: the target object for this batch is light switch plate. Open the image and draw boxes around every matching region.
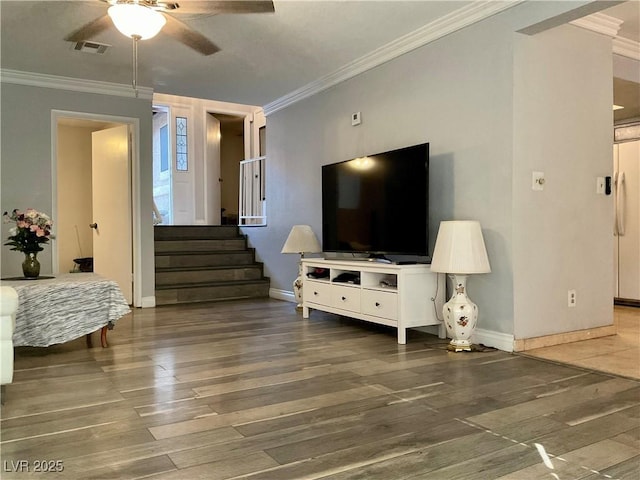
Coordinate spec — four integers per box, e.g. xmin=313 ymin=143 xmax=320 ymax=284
xmin=532 ymin=171 xmax=545 ymax=191
xmin=351 ymin=112 xmax=361 ymax=126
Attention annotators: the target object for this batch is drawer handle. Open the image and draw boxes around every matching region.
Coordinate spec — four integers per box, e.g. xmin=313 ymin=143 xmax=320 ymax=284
xmin=375 ymin=302 xmax=381 ymax=307
xmin=341 ymin=296 xmax=347 ymax=301
xmin=314 ymin=291 xmax=319 ymax=296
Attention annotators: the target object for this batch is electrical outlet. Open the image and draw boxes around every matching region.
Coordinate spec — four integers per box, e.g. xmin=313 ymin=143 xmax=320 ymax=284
xmin=568 ymin=289 xmax=576 ymax=307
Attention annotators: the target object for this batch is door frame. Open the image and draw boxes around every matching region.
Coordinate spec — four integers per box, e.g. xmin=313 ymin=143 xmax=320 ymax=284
xmin=203 ymin=110 xmax=221 ymax=225
xmin=202 ymin=107 xmax=256 ymax=225
xmin=51 ymin=110 xmax=142 ymax=307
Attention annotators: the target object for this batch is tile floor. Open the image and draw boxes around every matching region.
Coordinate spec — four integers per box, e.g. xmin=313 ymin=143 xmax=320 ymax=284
xmin=524 ymin=306 xmax=640 ymax=380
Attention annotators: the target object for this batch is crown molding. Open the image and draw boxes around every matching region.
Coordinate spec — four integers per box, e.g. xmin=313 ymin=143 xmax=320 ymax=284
xmin=570 ymin=12 xmax=640 ymax=61
xmin=570 ymin=12 xmax=623 ymax=38
xmin=263 ymin=0 xmax=524 ymax=116
xmin=0 ymin=68 xmax=154 ymax=100
xmin=613 ymin=36 xmax=640 ymax=61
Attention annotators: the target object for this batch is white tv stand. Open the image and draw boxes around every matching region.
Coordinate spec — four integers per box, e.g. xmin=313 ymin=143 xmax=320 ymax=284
xmin=301 ymin=258 xmax=445 ymax=344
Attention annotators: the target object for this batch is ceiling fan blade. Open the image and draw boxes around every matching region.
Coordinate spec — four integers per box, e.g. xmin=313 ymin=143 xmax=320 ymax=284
xmin=162 ymin=15 xmax=220 ymax=56
xmin=168 ymin=1 xmax=274 ymax=15
xmin=65 ymin=15 xmax=112 ymax=42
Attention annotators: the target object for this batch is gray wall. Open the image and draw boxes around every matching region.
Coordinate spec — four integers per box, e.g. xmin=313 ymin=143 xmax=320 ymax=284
xmin=0 ymin=1 xmax=613 ymax=339
xmin=251 ymin=8 xmax=519 ymax=335
xmin=0 ymin=83 xmax=155 ymax=301
xmin=245 ymin=2 xmax=614 ymax=340
xmin=512 ymin=25 xmax=613 ymax=338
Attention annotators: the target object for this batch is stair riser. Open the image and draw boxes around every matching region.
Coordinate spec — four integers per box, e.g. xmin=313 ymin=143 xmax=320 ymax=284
xmin=155 ymin=225 xmax=240 ymax=240
xmin=155 ymin=239 xmax=246 ymax=253
xmin=156 ymin=283 xmax=270 ymax=305
xmin=155 ymin=253 xmax=256 ymax=268
xmin=156 ymin=268 xmax=263 ymax=286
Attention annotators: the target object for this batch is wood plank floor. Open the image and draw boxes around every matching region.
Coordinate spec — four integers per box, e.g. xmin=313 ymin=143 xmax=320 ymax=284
xmin=1 ymin=299 xmax=639 ymax=479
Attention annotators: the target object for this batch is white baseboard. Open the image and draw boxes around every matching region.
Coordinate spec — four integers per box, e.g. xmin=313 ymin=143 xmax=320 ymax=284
xmin=473 ymin=328 xmax=514 ymax=352
xmin=268 ymin=290 xmax=514 ymax=352
xmin=415 ymin=326 xmax=513 ymax=351
xmin=270 ymin=288 xmax=296 ymax=303
xmin=140 ymin=296 xmax=156 ymax=308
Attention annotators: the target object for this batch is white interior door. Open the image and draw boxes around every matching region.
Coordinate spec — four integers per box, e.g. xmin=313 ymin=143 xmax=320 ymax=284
xmin=92 ymin=125 xmax=133 ymax=303
xmin=171 ymin=107 xmax=195 ymax=225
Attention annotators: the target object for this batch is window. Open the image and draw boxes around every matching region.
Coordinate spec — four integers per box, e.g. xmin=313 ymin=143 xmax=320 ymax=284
xmin=160 ymin=125 xmax=169 ymax=172
xmin=176 ymin=116 xmax=188 ymax=171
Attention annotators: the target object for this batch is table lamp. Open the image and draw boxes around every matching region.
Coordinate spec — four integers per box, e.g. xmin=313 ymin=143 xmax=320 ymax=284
xmin=281 ymin=225 xmax=322 ymax=310
xmin=430 ymin=220 xmax=491 ymax=352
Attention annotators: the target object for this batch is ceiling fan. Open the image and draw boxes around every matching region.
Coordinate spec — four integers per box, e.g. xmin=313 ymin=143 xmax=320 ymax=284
xmin=66 ymin=0 xmax=275 ymax=94
xmin=66 ymin=0 xmax=275 ymax=55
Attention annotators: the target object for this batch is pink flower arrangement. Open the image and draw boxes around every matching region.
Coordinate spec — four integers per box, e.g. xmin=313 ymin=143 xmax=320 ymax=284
xmin=3 ymin=208 xmax=54 ymax=253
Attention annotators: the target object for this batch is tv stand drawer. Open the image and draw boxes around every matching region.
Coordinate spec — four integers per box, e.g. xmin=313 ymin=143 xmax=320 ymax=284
xmin=331 ymin=285 xmax=361 ymax=313
xmin=362 ymin=289 xmax=398 ymax=320
xmin=303 ymin=280 xmax=331 ymax=305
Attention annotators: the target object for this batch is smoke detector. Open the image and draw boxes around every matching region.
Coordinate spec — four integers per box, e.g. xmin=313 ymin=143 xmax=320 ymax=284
xmin=72 ymin=41 xmax=110 ymax=54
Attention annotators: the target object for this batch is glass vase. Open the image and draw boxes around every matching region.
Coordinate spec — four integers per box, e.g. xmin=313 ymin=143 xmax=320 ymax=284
xmin=22 ymin=251 xmax=40 ymax=279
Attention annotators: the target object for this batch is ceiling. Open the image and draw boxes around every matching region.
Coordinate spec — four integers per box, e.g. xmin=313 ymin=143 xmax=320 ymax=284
xmin=604 ymin=1 xmax=640 ymax=42
xmin=603 ymin=1 xmax=640 ymax=122
xmin=0 ymin=1 xmax=639 ymax=112
xmin=0 ymin=0 xmax=475 ymax=106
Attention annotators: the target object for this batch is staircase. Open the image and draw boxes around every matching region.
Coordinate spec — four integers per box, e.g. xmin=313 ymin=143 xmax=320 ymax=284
xmin=154 ymin=225 xmax=270 ymax=305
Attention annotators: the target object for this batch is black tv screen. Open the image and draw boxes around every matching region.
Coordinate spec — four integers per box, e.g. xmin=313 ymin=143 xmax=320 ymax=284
xmin=322 ymin=143 xmax=429 ymax=258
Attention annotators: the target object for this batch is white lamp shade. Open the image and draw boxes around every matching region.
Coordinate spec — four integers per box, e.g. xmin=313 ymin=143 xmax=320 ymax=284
xmin=281 ymin=225 xmax=322 ymax=254
xmin=108 ymin=4 xmax=167 ymax=40
xmin=430 ymin=221 xmax=491 ymax=274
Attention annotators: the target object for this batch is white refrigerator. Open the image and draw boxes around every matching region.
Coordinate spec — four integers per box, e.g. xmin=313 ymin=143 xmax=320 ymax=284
xmin=614 ymin=139 xmax=640 ymax=304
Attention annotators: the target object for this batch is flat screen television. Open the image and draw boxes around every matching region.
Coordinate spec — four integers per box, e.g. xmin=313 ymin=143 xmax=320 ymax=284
xmin=322 ymin=143 xmax=429 ymax=260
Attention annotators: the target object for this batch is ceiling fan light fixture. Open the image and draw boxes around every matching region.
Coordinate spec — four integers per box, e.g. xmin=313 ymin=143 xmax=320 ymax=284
xmin=108 ymin=3 xmax=166 ymax=40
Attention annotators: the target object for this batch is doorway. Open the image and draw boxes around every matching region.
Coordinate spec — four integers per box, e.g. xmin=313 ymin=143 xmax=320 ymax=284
xmin=152 ymin=106 xmax=172 ymax=225
xmin=215 ymin=113 xmax=245 ymax=226
xmin=151 ymin=108 xmax=246 ymax=226
xmin=151 ymin=103 xmax=196 ymax=225
xmin=52 ymin=111 xmax=140 ymax=306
